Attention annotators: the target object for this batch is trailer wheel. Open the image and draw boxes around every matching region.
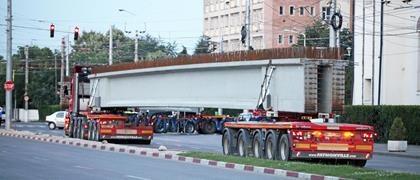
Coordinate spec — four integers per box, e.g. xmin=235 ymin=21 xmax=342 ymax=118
xmin=79 ymin=119 xmax=86 ymax=139
xmin=237 ymin=129 xmax=251 ymax=157
xmin=203 ymin=121 xmax=216 ymax=134
xmin=185 ymin=121 xmax=195 ymax=134
xmin=70 ymin=119 xmax=76 ymax=138
xmin=222 ymin=128 xmax=235 ymax=155
xmin=94 ymin=123 xmax=100 ymax=141
xmin=265 ymin=130 xmax=279 ymax=160
xmin=352 ymin=160 xmax=367 ymax=167
xmin=252 ymin=131 xmax=264 ymax=159
xmin=279 ymin=134 xmax=292 ymax=161
xmin=73 ymin=119 xmax=80 ymax=138
xmin=88 ymin=122 xmax=94 ymax=140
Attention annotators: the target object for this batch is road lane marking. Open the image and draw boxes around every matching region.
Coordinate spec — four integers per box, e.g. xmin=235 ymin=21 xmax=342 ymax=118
xmin=125 ymin=175 xmax=151 ymax=180
xmin=73 ymin=165 xmax=94 ymax=170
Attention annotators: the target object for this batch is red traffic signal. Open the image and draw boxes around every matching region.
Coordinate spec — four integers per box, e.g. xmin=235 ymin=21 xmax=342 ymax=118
xmin=50 ymin=24 xmax=55 ymax=38
xmin=74 ymin=26 xmax=80 ymax=40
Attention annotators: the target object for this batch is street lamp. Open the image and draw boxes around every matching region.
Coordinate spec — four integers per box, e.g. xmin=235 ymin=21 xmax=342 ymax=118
xmin=283 ymin=29 xmax=306 ymax=47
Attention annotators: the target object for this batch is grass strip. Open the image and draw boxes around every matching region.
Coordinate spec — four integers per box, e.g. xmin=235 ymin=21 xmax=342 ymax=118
xmin=179 ymin=152 xmax=420 ymax=180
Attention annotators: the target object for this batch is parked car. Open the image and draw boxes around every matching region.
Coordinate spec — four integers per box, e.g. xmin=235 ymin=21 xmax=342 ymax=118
xmin=46 ymin=111 xmax=67 ymax=130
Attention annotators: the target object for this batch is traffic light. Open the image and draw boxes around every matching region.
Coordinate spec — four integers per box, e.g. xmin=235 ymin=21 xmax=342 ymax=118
xmin=50 ymin=24 xmax=55 ymax=38
xmin=74 ymin=26 xmax=80 ymax=40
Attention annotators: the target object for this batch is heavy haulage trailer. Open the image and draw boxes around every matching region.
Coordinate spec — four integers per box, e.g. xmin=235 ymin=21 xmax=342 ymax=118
xmin=222 ymin=110 xmax=375 ymax=167
xmin=221 ymin=59 xmax=375 ymax=167
xmin=63 ymin=66 xmax=154 ymax=144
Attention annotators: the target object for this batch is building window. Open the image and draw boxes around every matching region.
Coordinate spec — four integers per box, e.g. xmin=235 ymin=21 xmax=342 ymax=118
xmin=289 ymin=35 xmax=294 ymax=44
xmin=279 ymin=6 xmax=283 ymax=15
xmin=322 ymin=7 xmax=331 ymax=20
xmin=310 ymin=7 xmax=314 ymax=16
xmin=299 ymin=7 xmax=304 ymax=16
xmin=289 ymin=6 xmax=295 ymax=15
xmin=278 ymin=35 xmax=283 ymax=44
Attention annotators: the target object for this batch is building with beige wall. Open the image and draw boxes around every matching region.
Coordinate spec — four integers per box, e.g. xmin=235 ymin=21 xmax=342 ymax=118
xmin=353 ymin=0 xmax=420 ymax=105
xmin=203 ymin=0 xmax=351 ymax=52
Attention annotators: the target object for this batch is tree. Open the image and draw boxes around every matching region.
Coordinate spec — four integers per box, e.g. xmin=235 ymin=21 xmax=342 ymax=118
xmin=194 ymin=35 xmax=212 ymax=55
xmin=178 ymin=46 xmax=188 ymax=56
xmin=294 ymin=20 xmax=354 ymax=105
xmin=0 ymin=55 xmax=4 ymax=61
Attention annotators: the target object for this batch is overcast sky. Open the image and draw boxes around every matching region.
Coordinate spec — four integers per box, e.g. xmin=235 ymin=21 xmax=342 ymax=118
xmin=0 ymin=0 xmax=203 ymax=57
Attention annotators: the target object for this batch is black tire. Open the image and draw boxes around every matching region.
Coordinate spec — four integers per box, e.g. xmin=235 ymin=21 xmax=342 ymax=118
xmin=185 ymin=121 xmax=195 ymax=133
xmin=222 ymin=128 xmax=236 ymax=155
xmin=237 ymin=129 xmax=251 ymax=157
xmin=278 ymin=134 xmax=292 ymax=161
xmin=94 ymin=123 xmax=100 ymax=141
xmin=79 ymin=119 xmax=85 ymax=139
xmin=73 ymin=119 xmax=79 ymax=138
xmin=69 ymin=119 xmax=76 ymax=138
xmin=265 ymin=130 xmax=279 ymax=160
xmin=203 ymin=121 xmax=216 ymax=134
xmin=87 ymin=122 xmax=93 ymax=140
xmin=154 ymin=119 xmax=167 ymax=133
xmin=352 ymin=160 xmax=367 ymax=167
xmin=252 ymin=131 xmax=264 ymax=159
xmin=48 ymin=122 xmax=57 ymax=130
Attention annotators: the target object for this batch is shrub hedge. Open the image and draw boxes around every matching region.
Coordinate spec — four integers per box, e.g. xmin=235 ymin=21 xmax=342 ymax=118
xmin=343 ymin=105 xmax=420 ymax=145
xmin=38 ymin=105 xmax=61 ymax=121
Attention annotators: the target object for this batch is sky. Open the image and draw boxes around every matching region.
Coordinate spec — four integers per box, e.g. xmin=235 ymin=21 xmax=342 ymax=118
xmin=0 ymin=0 xmax=203 ymax=57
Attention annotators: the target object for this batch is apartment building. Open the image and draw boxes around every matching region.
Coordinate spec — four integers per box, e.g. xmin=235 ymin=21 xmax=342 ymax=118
xmin=203 ymin=0 xmax=351 ymax=52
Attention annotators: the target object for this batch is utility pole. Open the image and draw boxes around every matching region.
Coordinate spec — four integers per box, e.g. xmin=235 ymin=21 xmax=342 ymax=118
xmin=5 ymin=0 xmax=13 ymax=130
xmin=378 ymin=1 xmax=389 ymax=105
xmin=245 ymin=0 xmax=251 ymax=50
xmin=54 ymin=54 xmax=57 ymax=94
xmin=329 ymin=0 xmax=337 ymax=48
xmin=109 ymin=25 xmax=113 ymax=65
xmin=371 ymin=0 xmax=376 ymax=105
xmin=134 ymin=30 xmax=138 ymax=62
xmin=59 ymin=37 xmax=65 ymax=107
xmin=362 ymin=0 xmax=366 ymax=105
xmin=24 ymin=46 xmax=29 ymax=123
xmin=66 ymin=35 xmax=70 ymax=76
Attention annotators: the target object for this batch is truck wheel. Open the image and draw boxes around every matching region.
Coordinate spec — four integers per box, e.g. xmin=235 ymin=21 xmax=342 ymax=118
xmin=185 ymin=121 xmax=195 ymax=133
xmin=48 ymin=122 xmax=57 ymax=130
xmin=252 ymin=131 xmax=264 ymax=159
xmin=94 ymin=124 xmax=100 ymax=141
xmin=279 ymin=134 xmax=292 ymax=161
xmin=222 ymin=128 xmax=235 ymax=155
xmin=352 ymin=160 xmax=367 ymax=167
xmin=203 ymin=121 xmax=216 ymax=134
xmin=69 ymin=119 xmax=75 ymax=138
xmin=154 ymin=119 xmax=167 ymax=133
xmin=79 ymin=120 xmax=85 ymax=139
xmin=73 ymin=119 xmax=79 ymax=138
xmin=87 ymin=122 xmax=93 ymax=140
xmin=265 ymin=130 xmax=279 ymax=160
xmin=237 ymin=129 xmax=251 ymax=157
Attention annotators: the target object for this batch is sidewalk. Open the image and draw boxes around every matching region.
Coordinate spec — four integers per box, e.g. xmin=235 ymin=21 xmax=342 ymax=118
xmin=374 ymin=143 xmax=420 ymax=159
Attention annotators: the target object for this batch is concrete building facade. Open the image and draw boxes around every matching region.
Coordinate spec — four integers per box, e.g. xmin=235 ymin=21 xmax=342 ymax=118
xmin=353 ymin=0 xmax=420 ymax=105
xmin=203 ymin=0 xmax=351 ymax=52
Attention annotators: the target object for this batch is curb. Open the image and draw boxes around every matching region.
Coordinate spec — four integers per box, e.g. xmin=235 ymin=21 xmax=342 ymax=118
xmin=0 ymin=130 xmax=348 ymax=180
xmin=374 ymin=151 xmax=420 ymax=159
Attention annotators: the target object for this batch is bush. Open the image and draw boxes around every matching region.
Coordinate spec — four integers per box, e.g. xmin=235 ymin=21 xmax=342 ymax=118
xmin=389 ymin=117 xmax=407 ymax=140
xmin=343 ymin=105 xmax=420 ymax=144
xmin=38 ymin=104 xmax=61 ymax=121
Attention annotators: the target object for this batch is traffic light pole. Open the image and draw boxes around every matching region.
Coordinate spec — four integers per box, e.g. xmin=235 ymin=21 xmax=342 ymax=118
xmin=5 ymin=0 xmax=13 ymax=130
xmin=24 ymin=46 xmax=29 ymax=123
xmin=59 ymin=37 xmax=65 ymax=107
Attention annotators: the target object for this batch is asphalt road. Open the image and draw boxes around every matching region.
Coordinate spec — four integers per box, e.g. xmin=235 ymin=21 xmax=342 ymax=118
xmin=8 ymin=122 xmax=420 ymax=175
xmin=0 ymin=136 xmax=288 ymax=180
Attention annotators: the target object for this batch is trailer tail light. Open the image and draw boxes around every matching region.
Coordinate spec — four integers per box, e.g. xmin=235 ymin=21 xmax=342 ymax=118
xmin=343 ymin=131 xmax=354 ymax=139
xmin=100 ymin=121 xmax=108 ymax=125
xmin=291 ymin=130 xmax=311 ymax=140
xmin=311 ymin=131 xmax=322 ymax=138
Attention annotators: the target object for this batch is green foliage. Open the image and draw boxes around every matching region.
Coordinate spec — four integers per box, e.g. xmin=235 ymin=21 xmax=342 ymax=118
xmin=343 ymin=106 xmax=420 ymax=144
xmin=389 ymin=117 xmax=407 ymax=140
xmin=178 ymin=46 xmax=188 ymax=56
xmin=0 ymin=55 xmax=4 ymax=60
xmin=38 ymin=104 xmax=61 ymax=121
xmin=27 ymin=70 xmax=59 ymax=109
xmin=194 ymin=35 xmax=212 ymax=55
xmin=71 ymin=28 xmax=177 ymax=64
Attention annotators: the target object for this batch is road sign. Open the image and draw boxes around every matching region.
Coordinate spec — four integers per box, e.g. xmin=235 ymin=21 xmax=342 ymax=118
xmin=4 ymin=81 xmax=14 ymax=91
xmin=24 ymin=95 xmax=29 ymax=101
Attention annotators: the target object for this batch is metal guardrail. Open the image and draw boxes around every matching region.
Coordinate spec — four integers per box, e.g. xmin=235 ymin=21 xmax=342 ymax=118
xmin=93 ymin=47 xmax=344 ymax=74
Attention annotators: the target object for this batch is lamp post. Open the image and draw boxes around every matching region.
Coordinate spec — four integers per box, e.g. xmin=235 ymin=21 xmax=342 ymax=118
xmin=378 ymin=0 xmax=390 ymax=105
